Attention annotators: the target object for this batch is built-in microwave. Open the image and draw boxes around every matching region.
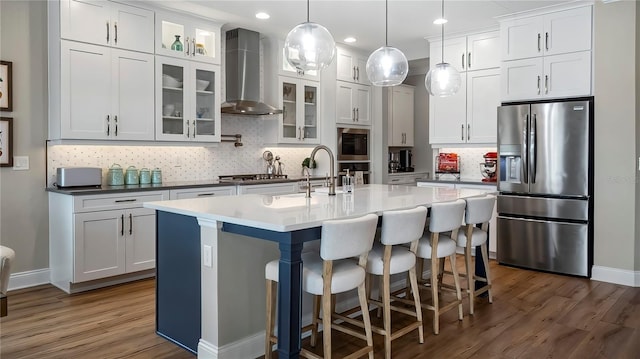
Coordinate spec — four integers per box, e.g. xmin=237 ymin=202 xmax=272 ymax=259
xmin=337 ymin=127 xmax=369 ymax=161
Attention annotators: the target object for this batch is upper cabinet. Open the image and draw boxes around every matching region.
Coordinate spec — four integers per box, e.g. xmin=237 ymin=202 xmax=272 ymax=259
xmin=336 ymin=47 xmax=370 ymax=85
xmin=429 ymin=30 xmax=500 ymax=145
xmin=60 ymin=0 xmax=154 ymax=53
xmin=336 ymin=82 xmax=371 ymax=126
xmin=263 ymin=37 xmax=319 ymax=81
xmin=155 ymin=57 xmax=221 ymax=142
xmin=155 ymin=12 xmax=221 ymax=65
xmin=387 ymin=85 xmax=414 ymax=147
xmin=499 ymin=5 xmax=592 ymax=101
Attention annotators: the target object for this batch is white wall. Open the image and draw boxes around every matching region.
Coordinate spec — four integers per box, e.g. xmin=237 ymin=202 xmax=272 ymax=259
xmin=593 ymin=0 xmax=638 ymax=273
xmin=0 ymin=0 xmax=49 ymax=274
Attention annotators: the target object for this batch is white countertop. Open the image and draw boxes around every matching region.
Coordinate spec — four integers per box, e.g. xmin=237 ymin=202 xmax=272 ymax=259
xmin=144 ymin=184 xmax=491 ymax=232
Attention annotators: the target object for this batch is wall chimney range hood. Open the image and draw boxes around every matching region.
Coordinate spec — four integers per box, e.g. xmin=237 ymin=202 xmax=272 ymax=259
xmin=221 ymin=28 xmax=282 ymax=115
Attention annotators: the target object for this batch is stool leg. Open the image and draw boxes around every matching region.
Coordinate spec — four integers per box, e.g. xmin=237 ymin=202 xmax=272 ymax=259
xmin=431 ymin=256 xmax=440 ymax=335
xmin=382 ymin=270 xmax=392 ymax=359
xmin=465 ymin=246 xmax=475 ymax=315
xmin=322 ymin=262 xmax=333 ymax=359
xmin=265 ymin=279 xmax=276 ymax=359
xmin=311 ymin=295 xmax=321 ymax=347
xmin=357 ymin=279 xmax=374 ymax=359
xmin=408 ymin=265 xmax=424 ymax=343
xmin=481 ymin=242 xmax=493 ymax=304
xmin=449 ymin=253 xmax=463 ymax=320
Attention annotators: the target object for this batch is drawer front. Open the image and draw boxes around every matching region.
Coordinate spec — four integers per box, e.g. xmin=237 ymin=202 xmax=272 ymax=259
xmin=73 ymin=191 xmax=169 ymax=213
xmin=170 ymin=186 xmax=236 ymax=200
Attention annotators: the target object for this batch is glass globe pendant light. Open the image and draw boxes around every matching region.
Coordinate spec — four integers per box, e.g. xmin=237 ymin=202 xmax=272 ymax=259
xmin=425 ymin=0 xmax=461 ymax=97
xmin=284 ymin=0 xmax=336 ymax=72
xmin=365 ymin=0 xmax=408 ymax=86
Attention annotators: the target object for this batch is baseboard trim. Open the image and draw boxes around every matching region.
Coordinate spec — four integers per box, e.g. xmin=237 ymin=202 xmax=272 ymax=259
xmin=198 ymin=333 xmax=264 ymax=359
xmin=8 ymin=268 xmax=50 ymax=291
xmin=591 ymin=265 xmax=640 ymax=287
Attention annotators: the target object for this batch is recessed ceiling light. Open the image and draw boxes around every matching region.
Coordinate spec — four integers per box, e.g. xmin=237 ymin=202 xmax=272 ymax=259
xmin=344 ymin=37 xmax=357 ymax=43
xmin=255 ymin=12 xmax=270 ymax=20
xmin=433 ymin=18 xmax=448 ymax=25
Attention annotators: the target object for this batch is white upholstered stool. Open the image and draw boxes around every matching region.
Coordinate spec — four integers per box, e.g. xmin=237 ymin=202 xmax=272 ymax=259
xmin=265 ymin=214 xmax=378 ymax=359
xmin=365 ymin=206 xmax=426 ymax=359
xmin=0 ymin=245 xmax=16 ymax=317
xmin=415 ymin=199 xmax=466 ymax=334
xmin=457 ymin=194 xmax=496 ymax=315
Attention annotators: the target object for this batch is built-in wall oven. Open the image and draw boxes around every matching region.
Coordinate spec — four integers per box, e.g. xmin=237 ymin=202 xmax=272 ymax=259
xmin=337 ymin=127 xmax=369 ymax=161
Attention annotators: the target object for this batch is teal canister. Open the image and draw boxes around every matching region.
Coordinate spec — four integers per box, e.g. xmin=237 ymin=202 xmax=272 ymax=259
xmin=125 ymin=166 xmax=139 ymax=185
xmin=139 ymin=168 xmax=151 ymax=184
xmin=107 ymin=164 xmax=124 ymax=186
xmin=151 ymin=168 xmax=162 ymax=184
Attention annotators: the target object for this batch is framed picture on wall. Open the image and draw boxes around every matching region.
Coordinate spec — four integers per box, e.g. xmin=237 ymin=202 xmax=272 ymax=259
xmin=0 ymin=61 xmax=13 ymax=111
xmin=0 ymin=117 xmax=13 ymax=167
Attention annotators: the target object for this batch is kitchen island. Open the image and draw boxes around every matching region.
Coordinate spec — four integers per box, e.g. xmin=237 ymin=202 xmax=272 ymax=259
xmin=144 ymin=184 xmax=491 ymax=359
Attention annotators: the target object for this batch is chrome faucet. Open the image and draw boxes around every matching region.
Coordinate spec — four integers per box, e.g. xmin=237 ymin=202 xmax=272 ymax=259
xmin=309 ymin=145 xmax=336 ymax=195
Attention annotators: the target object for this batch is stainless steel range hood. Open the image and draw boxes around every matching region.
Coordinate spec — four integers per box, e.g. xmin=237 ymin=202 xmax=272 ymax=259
xmin=221 ymin=28 xmax=282 ymax=115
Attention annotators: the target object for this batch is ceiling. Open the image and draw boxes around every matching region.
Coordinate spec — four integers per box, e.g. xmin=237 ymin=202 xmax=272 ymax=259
xmin=158 ymin=0 xmax=573 ymax=60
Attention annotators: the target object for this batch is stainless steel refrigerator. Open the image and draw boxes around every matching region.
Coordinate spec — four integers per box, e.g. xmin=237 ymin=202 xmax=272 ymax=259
xmin=496 ymin=98 xmax=593 ymax=277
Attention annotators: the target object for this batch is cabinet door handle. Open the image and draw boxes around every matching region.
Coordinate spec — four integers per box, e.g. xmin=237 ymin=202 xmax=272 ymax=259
xmin=537 ymin=76 xmax=541 ymax=95
xmin=197 ymin=193 xmax=215 ymax=197
xmin=106 ymin=115 xmax=110 ymax=136
xmin=353 ymin=66 xmax=356 ymax=81
xmin=192 ymin=120 xmax=196 ymax=138
xmin=115 ymin=199 xmax=137 ymax=203
xmin=468 ymin=52 xmax=471 ymax=68
xmin=185 ymin=36 xmax=190 ymax=55
xmin=114 ymin=115 xmax=118 ymax=136
xmin=106 ymin=21 xmax=109 ymax=43
xmin=537 ymin=33 xmax=541 ymax=52
xmin=186 ymin=120 xmax=190 ymax=138
xmin=356 ymin=108 xmax=359 ymax=121
xmin=120 ymin=214 xmax=124 ymax=236
xmin=545 ymin=75 xmax=549 ymax=94
xmin=114 ymin=22 xmax=118 ymax=45
xmin=192 ymin=38 xmax=196 ymax=56
xmin=356 ymin=67 xmax=359 ymax=81
xmin=129 ymin=213 xmax=133 ymax=235
xmin=461 ymin=124 xmax=464 ymax=141
xmin=467 ymin=124 xmax=471 ymax=141
xmin=298 ymin=126 xmax=302 ymax=140
xmin=462 ymin=53 xmax=465 ymax=69
xmin=352 ymin=108 xmax=356 ymax=121
xmin=545 ymin=32 xmax=549 ymax=51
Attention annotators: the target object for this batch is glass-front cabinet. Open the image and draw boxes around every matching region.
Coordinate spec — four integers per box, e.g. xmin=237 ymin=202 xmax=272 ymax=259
xmin=156 ymin=56 xmax=221 ymax=142
xmin=279 ymin=78 xmax=319 ymax=144
xmin=155 ymin=12 xmax=221 ymax=65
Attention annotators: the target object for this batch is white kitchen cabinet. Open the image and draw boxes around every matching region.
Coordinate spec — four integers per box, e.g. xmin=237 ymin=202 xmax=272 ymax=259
xmin=59 ymin=40 xmax=155 ymax=140
xmin=237 ymin=183 xmax=299 ymax=195
xmin=336 ymin=47 xmax=370 ymax=85
xmin=169 ymin=186 xmax=236 ymax=199
xmin=336 ymin=82 xmax=371 ymax=126
xmin=60 ymin=0 xmax=154 ymax=53
xmin=501 ymin=6 xmax=592 ymax=61
xmin=501 ymin=51 xmax=591 ymax=101
xmin=263 ymin=37 xmax=319 ymax=81
xmin=155 ymin=11 xmax=221 ymax=65
xmin=387 ymin=85 xmax=414 ymax=147
xmin=156 ymin=56 xmax=221 ymax=142
xmin=430 ymin=31 xmax=500 ymax=72
xmin=386 ymin=173 xmax=428 ymax=185
xmin=49 ymin=190 xmax=169 ymax=293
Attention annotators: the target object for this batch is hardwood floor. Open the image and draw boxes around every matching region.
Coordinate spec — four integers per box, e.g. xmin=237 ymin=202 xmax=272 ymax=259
xmin=1 ymin=260 xmax=639 ymax=359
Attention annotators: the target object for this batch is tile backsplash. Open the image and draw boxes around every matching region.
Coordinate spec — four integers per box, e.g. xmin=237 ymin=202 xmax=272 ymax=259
xmin=47 ymin=116 xmax=316 ymax=186
xmin=436 ymin=147 xmax=497 ymax=181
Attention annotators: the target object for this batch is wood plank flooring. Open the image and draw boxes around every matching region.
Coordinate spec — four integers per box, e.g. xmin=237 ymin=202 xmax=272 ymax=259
xmin=1 ymin=260 xmax=639 ymax=359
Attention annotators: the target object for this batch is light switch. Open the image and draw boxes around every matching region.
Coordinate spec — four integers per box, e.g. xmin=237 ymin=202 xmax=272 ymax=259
xmin=13 ymin=156 xmax=29 ymax=170
xmin=203 ymin=244 xmax=212 ymax=267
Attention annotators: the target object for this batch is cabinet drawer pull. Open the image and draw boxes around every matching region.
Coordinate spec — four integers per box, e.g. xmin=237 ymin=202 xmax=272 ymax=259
xmin=197 ymin=193 xmax=215 ymax=197
xmin=115 ymin=199 xmax=137 ymax=203
xmin=114 ymin=22 xmax=118 ymax=45
xmin=120 ymin=214 xmax=124 ymax=236
xmin=129 ymin=213 xmax=133 ymax=235
xmin=106 ymin=21 xmax=109 ymax=43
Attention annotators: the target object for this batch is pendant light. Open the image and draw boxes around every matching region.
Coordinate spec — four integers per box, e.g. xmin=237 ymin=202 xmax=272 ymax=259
xmin=284 ymin=0 xmax=336 ymax=72
xmin=425 ymin=0 xmax=461 ymax=97
xmin=365 ymin=0 xmax=408 ymax=86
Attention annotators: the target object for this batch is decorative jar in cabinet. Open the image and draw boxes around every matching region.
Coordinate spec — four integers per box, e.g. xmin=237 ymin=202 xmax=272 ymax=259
xmin=155 ymin=12 xmax=221 ymax=65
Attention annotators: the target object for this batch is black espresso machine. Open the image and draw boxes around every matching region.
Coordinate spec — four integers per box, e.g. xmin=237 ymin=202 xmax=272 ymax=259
xmin=399 ymin=150 xmax=413 ymax=172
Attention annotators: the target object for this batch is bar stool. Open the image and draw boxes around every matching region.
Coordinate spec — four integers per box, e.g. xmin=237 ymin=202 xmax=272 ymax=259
xmin=457 ymin=194 xmax=496 ymax=315
xmin=415 ymin=199 xmax=466 ymax=334
xmin=364 ymin=206 xmax=426 ymax=359
xmin=264 ymin=214 xmax=378 ymax=359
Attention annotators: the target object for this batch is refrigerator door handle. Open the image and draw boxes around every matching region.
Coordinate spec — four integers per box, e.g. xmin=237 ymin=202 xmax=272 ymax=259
xmin=522 ymin=114 xmax=529 ymax=183
xmin=530 ymin=114 xmax=537 ymax=183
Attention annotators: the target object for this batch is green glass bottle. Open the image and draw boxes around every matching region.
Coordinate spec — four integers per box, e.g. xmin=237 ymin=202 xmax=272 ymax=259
xmin=170 ymin=35 xmax=183 ymax=52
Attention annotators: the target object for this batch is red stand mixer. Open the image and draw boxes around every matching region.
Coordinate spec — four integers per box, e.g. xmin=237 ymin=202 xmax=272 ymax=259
xmin=479 ymin=152 xmax=497 ymax=182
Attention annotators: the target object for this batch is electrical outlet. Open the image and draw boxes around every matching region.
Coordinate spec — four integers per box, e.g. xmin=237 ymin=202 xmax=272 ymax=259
xmin=13 ymin=156 xmax=29 ymax=170
xmin=203 ymin=244 xmax=212 ymax=268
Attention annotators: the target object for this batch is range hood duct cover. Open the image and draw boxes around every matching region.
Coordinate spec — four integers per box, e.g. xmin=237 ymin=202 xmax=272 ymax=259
xmin=221 ymin=28 xmax=282 ymax=115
